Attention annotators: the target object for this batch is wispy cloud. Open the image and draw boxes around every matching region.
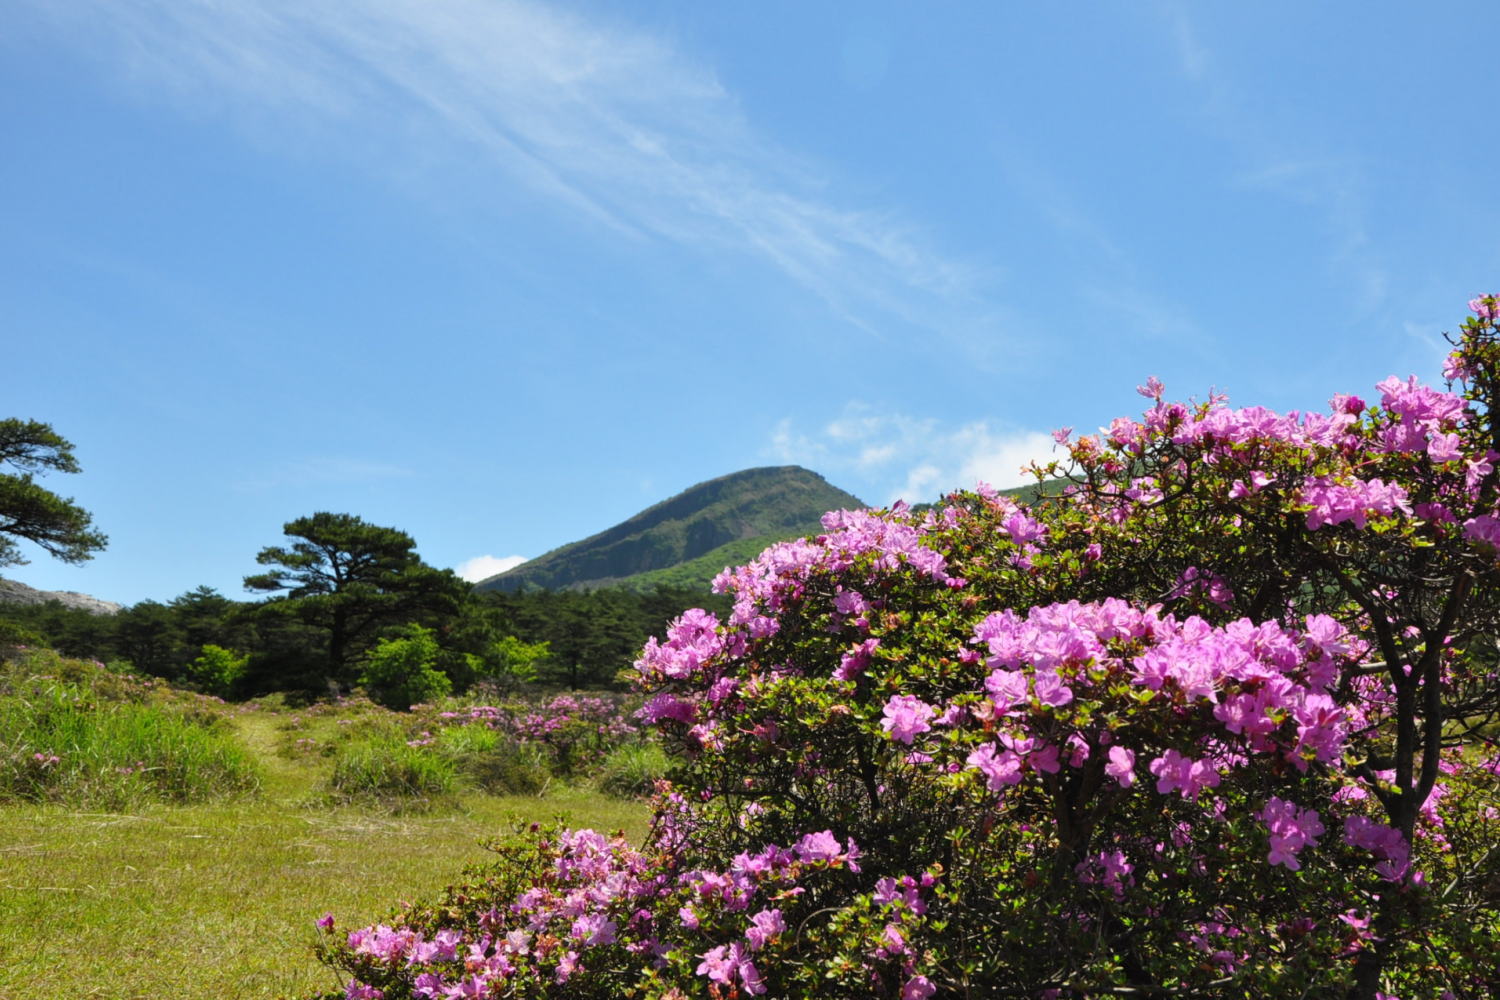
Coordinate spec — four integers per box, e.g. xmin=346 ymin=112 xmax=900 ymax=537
xmin=1160 ymin=5 xmax=1388 ymax=309
xmin=1166 ymin=5 xmax=1210 ymax=82
xmin=32 ymin=0 xmax=981 ymax=335
xmin=456 ymin=553 xmax=527 ymax=582
xmin=1230 ymin=157 xmax=1386 ymax=304
xmin=771 ymin=404 xmax=1058 ymax=504
xmin=234 ymin=456 xmax=414 ymax=491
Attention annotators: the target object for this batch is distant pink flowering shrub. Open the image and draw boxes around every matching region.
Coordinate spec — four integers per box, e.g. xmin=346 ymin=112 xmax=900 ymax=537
xmin=422 ymin=693 xmax=638 ymax=776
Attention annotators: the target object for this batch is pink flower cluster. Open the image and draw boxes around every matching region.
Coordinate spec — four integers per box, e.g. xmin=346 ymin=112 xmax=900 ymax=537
xmin=1301 ymin=476 xmax=1412 ymax=530
xmin=964 ymin=601 xmax=1361 ymax=793
xmin=712 ymin=504 xmax=952 ymax=637
xmin=1343 ymin=814 xmax=1412 ymax=882
xmin=634 ymin=608 xmax=727 ymax=682
xmin=317 ymin=297 xmax=1500 ymax=999
xmin=1259 ymin=797 xmax=1325 ymax=870
xmin=326 ymin=822 xmax=884 ymax=999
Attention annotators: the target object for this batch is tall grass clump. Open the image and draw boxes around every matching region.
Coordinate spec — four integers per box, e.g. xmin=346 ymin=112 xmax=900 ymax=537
xmin=425 ymin=722 xmax=541 ymax=796
xmin=594 ymin=741 xmax=668 ymax=799
xmin=0 ymin=657 xmax=260 ymax=808
xmin=327 ymin=734 xmax=457 ymax=812
xmin=459 ymin=740 xmax=553 ymax=796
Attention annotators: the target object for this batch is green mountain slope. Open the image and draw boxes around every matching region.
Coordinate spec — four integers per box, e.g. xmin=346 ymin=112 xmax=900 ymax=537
xmin=604 ymin=533 xmax=806 ymax=594
xmin=476 ymin=467 xmax=864 ymax=593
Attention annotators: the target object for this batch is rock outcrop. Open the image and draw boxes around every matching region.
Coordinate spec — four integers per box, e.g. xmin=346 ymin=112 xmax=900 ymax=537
xmin=0 ymin=577 xmax=122 ymax=615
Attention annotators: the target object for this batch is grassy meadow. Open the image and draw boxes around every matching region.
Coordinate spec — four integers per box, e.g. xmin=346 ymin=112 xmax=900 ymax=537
xmin=0 ymin=652 xmax=653 ymax=1000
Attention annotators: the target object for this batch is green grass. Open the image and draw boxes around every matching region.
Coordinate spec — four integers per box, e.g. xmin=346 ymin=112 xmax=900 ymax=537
xmin=595 ymin=741 xmax=670 ymax=798
xmin=327 ymin=734 xmax=459 ymax=811
xmin=0 ymin=650 xmax=261 ymax=809
xmin=0 ymin=674 xmax=261 ymax=809
xmin=0 ymin=666 xmax=651 ymax=1000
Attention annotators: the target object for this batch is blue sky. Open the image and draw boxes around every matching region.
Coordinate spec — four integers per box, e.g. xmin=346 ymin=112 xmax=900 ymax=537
xmin=4 ymin=1 xmax=1498 ymax=606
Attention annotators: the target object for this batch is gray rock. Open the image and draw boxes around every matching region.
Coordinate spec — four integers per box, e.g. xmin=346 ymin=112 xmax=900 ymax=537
xmin=0 ymin=577 xmax=122 ymax=616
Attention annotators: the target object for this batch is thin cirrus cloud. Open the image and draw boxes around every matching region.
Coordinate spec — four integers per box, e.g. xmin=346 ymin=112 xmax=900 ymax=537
xmin=31 ymin=0 xmax=982 ymax=335
xmin=233 ymin=457 xmax=415 ymax=492
xmin=1157 ymin=7 xmax=1387 ymax=310
xmin=771 ymin=406 xmax=1060 ymax=505
xmin=455 ymin=553 xmax=528 ymax=583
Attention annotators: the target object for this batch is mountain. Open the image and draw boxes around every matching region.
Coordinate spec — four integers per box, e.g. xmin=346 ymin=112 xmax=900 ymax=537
xmin=477 ymin=466 xmax=864 ymax=593
xmin=0 ymin=577 xmax=122 ymax=615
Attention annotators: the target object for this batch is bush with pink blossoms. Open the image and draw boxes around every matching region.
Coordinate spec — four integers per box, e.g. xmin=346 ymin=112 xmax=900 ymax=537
xmin=422 ymin=692 xmax=641 ymax=780
xmin=306 ymin=299 xmax=1500 ymax=1000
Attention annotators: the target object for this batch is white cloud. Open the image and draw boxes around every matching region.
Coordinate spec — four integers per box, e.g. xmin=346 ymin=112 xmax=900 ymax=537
xmin=456 ymin=553 xmax=527 ymax=583
xmin=770 ymin=404 xmax=1059 ymax=505
xmin=32 ymin=0 xmax=984 ymax=337
xmin=951 ymin=426 xmax=1061 ymax=493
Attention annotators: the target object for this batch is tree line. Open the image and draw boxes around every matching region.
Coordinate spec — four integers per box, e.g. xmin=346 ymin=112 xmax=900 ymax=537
xmin=0 ymin=423 xmax=723 ymax=701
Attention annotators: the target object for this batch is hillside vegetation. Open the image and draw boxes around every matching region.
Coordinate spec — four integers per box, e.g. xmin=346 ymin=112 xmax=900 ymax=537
xmin=476 ymin=466 xmax=863 ymax=592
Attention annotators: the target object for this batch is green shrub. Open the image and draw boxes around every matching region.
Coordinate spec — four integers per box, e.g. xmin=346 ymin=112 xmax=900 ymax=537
xmin=328 ymin=735 xmax=456 ymax=811
xmin=0 ymin=621 xmax=46 ymax=657
xmin=359 ymin=625 xmax=452 ymax=712
xmin=186 ymin=644 xmax=249 ymax=697
xmin=476 ymin=635 xmax=550 ymax=690
xmin=594 ymin=742 xmax=668 ymax=799
xmin=435 ymin=722 xmax=499 ymax=757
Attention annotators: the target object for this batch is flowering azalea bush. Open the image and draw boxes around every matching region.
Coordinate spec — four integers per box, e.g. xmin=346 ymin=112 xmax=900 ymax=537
xmin=309 ymin=297 xmax=1500 ymax=999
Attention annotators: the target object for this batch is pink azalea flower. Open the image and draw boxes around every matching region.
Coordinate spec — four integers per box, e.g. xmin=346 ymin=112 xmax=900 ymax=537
xmin=1149 ymin=749 xmax=1221 ymax=801
xmin=881 ymin=695 xmax=935 ymax=744
xmin=903 ymin=974 xmax=937 ymax=1000
xmin=1105 ymin=746 xmax=1135 ymax=788
xmin=745 ymin=908 xmax=785 ymax=950
xmin=1260 ymin=797 xmax=1324 ymax=870
xmin=794 ymin=830 xmax=843 ymax=863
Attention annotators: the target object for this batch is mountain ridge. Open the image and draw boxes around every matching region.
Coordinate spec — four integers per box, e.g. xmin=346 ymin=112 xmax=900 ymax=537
xmin=477 ymin=466 xmax=863 ymax=593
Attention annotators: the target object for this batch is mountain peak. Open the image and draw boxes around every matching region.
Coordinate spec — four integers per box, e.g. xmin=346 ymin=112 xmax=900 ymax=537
xmin=478 ymin=466 xmax=863 ymax=592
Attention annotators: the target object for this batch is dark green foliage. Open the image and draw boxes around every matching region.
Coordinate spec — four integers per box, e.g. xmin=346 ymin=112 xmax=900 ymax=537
xmin=476 ymin=585 xmax=728 ymax=689
xmin=0 ymin=620 xmax=46 ymax=653
xmin=0 ymin=580 xmax=721 ymax=697
xmin=0 ymin=418 xmax=107 ymax=567
xmin=477 ymin=466 xmax=862 ymax=592
xmin=0 ymin=586 xmax=259 ymax=685
xmin=112 ymin=600 xmax=184 ymax=677
xmin=0 ymin=598 xmax=119 ymax=660
xmin=245 ymin=512 xmax=468 ymax=687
